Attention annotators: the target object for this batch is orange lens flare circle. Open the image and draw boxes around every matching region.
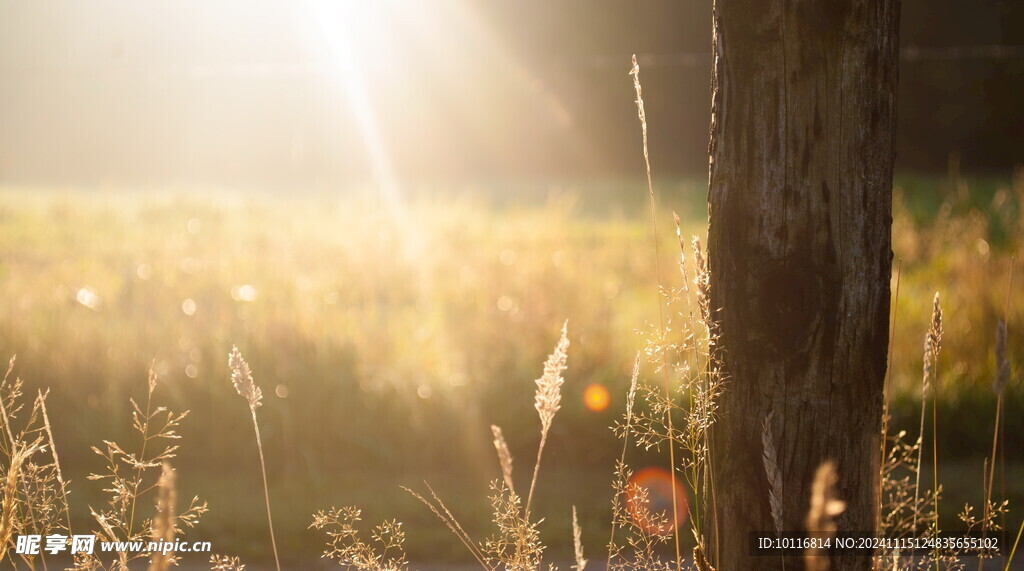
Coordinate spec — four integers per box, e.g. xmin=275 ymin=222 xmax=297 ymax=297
xmin=625 ymin=467 xmax=689 ymax=534
xmin=582 ymin=383 xmax=611 ymax=412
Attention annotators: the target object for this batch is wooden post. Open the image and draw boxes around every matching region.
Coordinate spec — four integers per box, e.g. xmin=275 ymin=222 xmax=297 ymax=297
xmin=705 ymin=1 xmax=900 ymax=569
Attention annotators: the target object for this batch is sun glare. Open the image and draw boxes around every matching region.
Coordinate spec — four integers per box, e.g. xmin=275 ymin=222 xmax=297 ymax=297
xmin=310 ymin=2 xmax=404 ymax=195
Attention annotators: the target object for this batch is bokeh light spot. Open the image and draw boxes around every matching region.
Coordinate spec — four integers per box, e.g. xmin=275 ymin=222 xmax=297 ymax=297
xmin=231 ymin=284 xmax=258 ymax=302
xmin=76 ymin=287 xmax=100 ymax=310
xmin=583 ymin=383 xmax=610 ymax=412
xmin=626 ymin=466 xmax=689 ymax=534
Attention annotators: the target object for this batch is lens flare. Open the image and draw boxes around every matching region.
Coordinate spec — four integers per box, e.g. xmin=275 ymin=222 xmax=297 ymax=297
xmin=626 ymin=466 xmax=689 ymax=534
xmin=583 ymin=383 xmax=611 ymax=412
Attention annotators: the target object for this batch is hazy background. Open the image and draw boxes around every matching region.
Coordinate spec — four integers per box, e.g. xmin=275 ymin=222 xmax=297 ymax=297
xmin=1 ymin=0 xmax=1022 ymax=189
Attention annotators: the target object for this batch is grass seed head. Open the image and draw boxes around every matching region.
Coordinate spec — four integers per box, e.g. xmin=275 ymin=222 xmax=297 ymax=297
xmin=923 ymin=292 xmax=943 ymax=393
xmin=491 ymin=425 xmax=515 ymax=495
xmin=228 ymin=346 xmax=262 ymax=410
xmin=572 ymin=505 xmax=587 ymax=570
xmin=535 ymin=321 xmax=569 ymax=433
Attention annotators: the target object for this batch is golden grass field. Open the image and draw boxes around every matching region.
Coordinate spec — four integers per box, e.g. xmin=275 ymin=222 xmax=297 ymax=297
xmin=0 ymin=170 xmax=1021 ymax=567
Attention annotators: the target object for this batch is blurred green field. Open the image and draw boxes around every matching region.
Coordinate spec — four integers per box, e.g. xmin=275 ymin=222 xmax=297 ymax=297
xmin=0 ymin=172 xmax=1021 ymax=564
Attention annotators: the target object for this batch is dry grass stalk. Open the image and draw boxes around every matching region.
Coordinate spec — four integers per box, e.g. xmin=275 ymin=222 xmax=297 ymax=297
xmin=572 ymin=505 xmax=587 ymax=570
xmin=309 ymin=506 xmax=408 ymax=570
xmin=913 ymin=293 xmax=942 ymax=540
xmin=149 ymin=462 xmax=176 ymax=571
xmin=672 ymin=215 xmax=719 ymax=554
xmin=38 ymin=389 xmax=73 ymax=535
xmin=928 ymin=292 xmax=943 ymax=566
xmin=526 ymin=321 xmax=569 ymax=516
xmin=954 ymin=491 xmax=1008 ymax=565
xmin=0 ymin=368 xmax=70 ymax=569
xmin=209 ymin=554 xmax=246 ymax=570
xmin=608 ymin=353 xmax=699 ymax=570
xmin=984 ymin=319 xmax=1009 ymax=531
xmin=879 ymin=258 xmax=903 ymax=537
xmin=626 ymin=354 xmax=640 ymax=423
xmin=692 ymin=545 xmax=713 ymax=571
xmin=673 ymin=212 xmax=687 ymax=278
xmin=630 ymin=52 xmax=682 ymax=569
xmin=691 ymin=235 xmax=720 ymax=563
xmin=620 ymin=254 xmax=725 ymax=565
xmin=0 ymin=441 xmax=36 ymax=563
xmin=491 ymin=425 xmax=515 ymax=496
xmin=0 ymin=358 xmax=46 ymax=568
xmin=993 ymin=319 xmax=1010 ymax=393
xmin=982 ymin=264 xmax=1014 ymax=569
xmin=0 ymin=360 xmax=78 ymax=569
xmin=761 ymin=411 xmax=783 ymax=535
xmin=0 ymin=357 xmax=17 ymax=449
xmin=228 ymin=346 xmax=280 ymax=571
xmin=877 ymin=427 xmax=952 ymax=569
xmin=80 ymin=371 xmax=206 ymax=570
xmin=607 ymin=464 xmax=675 ymax=571
xmin=402 ymin=325 xmax=572 ymax=570
xmin=804 ymin=461 xmax=846 ymax=571
xmin=984 ymin=320 xmax=1009 ymax=525
xmin=403 ymin=484 xmax=490 ymax=569
xmin=480 ymin=480 xmax=544 ymax=569
xmin=1006 ymin=519 xmax=1024 ymax=570
xmin=672 ymin=215 xmax=707 ymax=350
xmin=691 ymin=236 xmax=711 ymax=328
xmin=606 ymin=353 xmax=640 ymax=570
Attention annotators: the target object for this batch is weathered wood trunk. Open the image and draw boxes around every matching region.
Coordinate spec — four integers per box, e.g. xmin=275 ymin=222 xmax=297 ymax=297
xmin=704 ymin=1 xmax=900 ymax=569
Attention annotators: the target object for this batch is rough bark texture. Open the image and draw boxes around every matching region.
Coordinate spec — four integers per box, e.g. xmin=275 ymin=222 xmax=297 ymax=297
xmin=704 ymin=1 xmax=899 ymax=569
